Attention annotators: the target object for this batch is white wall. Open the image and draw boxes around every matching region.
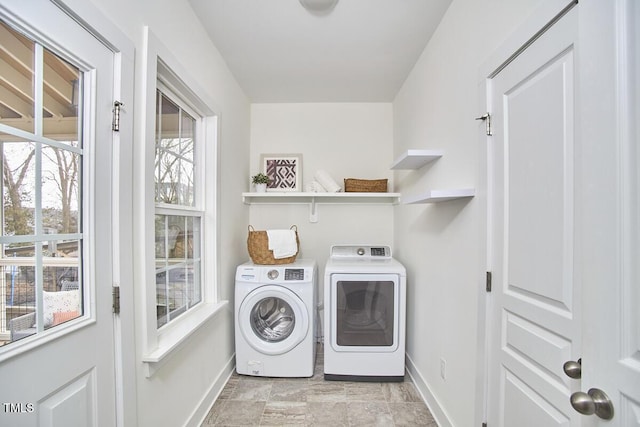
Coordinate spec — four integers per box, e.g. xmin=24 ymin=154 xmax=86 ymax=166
xmin=249 ymin=103 xmax=394 ymax=328
xmin=84 ymin=1 xmax=250 ymax=425
xmin=47 ymin=1 xmax=563 ymax=425
xmin=393 ymin=0 xmax=546 ymax=426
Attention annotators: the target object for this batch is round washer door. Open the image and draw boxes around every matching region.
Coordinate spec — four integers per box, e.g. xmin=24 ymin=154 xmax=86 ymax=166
xmin=238 ymin=285 xmax=309 ymax=355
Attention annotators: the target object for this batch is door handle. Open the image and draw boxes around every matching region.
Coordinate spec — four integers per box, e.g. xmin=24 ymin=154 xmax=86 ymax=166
xmin=563 ymin=358 xmax=582 ymax=379
xmin=570 ymin=388 xmax=614 ymax=420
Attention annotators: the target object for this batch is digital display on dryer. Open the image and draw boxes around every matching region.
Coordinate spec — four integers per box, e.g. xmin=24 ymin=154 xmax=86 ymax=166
xmin=285 ymin=269 xmax=304 ymax=280
xmin=371 ymin=247 xmax=386 ymax=256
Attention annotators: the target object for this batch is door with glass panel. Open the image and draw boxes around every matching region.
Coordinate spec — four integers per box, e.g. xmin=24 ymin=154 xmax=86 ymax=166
xmin=0 ymin=1 xmax=116 ymax=426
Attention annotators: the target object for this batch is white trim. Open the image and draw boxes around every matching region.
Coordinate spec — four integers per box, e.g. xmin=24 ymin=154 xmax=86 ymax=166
xmin=51 ymin=2 xmax=137 ymax=426
xmin=139 ymin=27 xmax=221 ymax=376
xmin=0 ymin=124 xmax=84 ymax=154
xmin=186 ymin=354 xmax=236 ymax=427
xmin=405 ymin=353 xmax=453 ymax=427
xmin=0 ymin=316 xmax=96 ymax=363
xmin=477 ymin=0 xmax=577 ymax=81
xmin=141 ymin=300 xmax=227 ymax=377
xmin=51 ymin=0 xmax=135 ymax=61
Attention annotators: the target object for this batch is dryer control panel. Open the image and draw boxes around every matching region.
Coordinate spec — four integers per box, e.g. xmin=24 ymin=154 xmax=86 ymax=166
xmin=329 ymin=245 xmax=391 ymax=259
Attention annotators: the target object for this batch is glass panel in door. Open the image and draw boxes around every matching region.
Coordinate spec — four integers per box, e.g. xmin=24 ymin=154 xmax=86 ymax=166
xmin=336 ymin=280 xmax=395 ymax=346
xmin=0 ymin=19 xmax=84 ymax=346
xmin=250 ymin=297 xmax=295 ymax=342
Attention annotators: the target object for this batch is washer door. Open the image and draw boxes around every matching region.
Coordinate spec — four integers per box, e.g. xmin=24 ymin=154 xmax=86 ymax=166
xmin=238 ymin=285 xmax=309 ymax=355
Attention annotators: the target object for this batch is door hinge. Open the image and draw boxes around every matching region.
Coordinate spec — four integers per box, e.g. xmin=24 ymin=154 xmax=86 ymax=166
xmin=112 ymin=286 xmax=120 ymax=314
xmin=486 ymin=271 xmax=492 ymax=292
xmin=475 ymin=112 xmax=492 ymax=136
xmin=112 ymin=101 xmax=123 ymax=132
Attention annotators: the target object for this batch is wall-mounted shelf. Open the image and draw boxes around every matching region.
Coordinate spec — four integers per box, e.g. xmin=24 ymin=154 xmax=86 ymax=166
xmin=390 ymin=149 xmax=444 ymax=170
xmin=242 ymin=192 xmax=401 ymax=222
xmin=390 ymin=150 xmax=474 ymax=205
xmin=402 ymin=188 xmax=475 ymax=204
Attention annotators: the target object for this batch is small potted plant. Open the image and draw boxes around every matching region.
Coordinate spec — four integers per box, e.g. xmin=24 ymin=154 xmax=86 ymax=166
xmin=251 ymin=172 xmax=270 ymax=192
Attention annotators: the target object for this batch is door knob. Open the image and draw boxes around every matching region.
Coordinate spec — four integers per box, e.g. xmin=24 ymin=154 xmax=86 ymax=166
xmin=570 ymin=388 xmax=614 ymax=420
xmin=563 ymin=358 xmax=582 ymax=379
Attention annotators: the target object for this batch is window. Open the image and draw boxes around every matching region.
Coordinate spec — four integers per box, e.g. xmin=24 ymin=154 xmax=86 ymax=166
xmin=0 ymin=20 xmax=84 ymax=346
xmin=141 ymin=30 xmax=223 ymax=374
xmin=154 ymin=86 xmax=202 ymax=328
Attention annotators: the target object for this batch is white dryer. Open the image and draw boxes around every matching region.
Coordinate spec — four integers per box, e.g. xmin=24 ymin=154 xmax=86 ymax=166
xmin=235 ymin=259 xmax=317 ymax=377
xmin=324 ymin=245 xmax=406 ymax=381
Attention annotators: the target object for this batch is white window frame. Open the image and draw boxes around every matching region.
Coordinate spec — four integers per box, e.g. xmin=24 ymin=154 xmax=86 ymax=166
xmin=155 ymin=82 xmax=203 ymax=328
xmin=139 ymin=28 xmax=225 ymax=377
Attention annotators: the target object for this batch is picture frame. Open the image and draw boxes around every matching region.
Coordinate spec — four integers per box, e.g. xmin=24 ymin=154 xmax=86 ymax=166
xmin=260 ymin=153 xmax=302 ymax=192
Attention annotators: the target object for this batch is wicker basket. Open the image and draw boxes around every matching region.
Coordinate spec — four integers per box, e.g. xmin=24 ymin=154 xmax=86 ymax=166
xmin=247 ymin=225 xmax=299 ymax=265
xmin=344 ymin=178 xmax=388 ymax=193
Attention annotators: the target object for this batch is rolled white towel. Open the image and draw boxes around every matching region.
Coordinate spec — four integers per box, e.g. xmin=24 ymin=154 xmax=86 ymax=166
xmin=305 ymin=181 xmax=327 ymax=193
xmin=314 ymin=170 xmax=342 ymax=193
xmin=266 ymin=229 xmax=297 ymax=259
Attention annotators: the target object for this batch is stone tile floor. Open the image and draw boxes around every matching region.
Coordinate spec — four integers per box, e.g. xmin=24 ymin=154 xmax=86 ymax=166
xmin=201 ymin=346 xmax=438 ymax=426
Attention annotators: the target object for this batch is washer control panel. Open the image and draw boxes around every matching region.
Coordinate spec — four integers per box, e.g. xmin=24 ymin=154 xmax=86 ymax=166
xmin=284 ymin=268 xmax=305 ymax=281
xmin=236 ymin=261 xmax=315 ymax=283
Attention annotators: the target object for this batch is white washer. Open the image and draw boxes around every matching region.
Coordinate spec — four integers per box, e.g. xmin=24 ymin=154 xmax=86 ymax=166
xmin=324 ymin=245 xmax=406 ymax=381
xmin=235 ymin=259 xmax=317 ymax=377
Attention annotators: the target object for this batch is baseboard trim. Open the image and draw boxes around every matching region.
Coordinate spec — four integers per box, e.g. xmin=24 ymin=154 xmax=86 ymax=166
xmin=405 ymin=354 xmax=453 ymax=427
xmin=185 ymin=353 xmax=236 ymax=427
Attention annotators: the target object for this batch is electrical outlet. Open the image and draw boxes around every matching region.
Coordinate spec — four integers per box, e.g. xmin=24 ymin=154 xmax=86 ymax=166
xmin=440 ymin=358 xmax=446 ymax=380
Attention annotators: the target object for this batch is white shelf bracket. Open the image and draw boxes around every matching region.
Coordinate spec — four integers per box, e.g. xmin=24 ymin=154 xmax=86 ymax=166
xmin=309 ymin=197 xmax=318 ymax=223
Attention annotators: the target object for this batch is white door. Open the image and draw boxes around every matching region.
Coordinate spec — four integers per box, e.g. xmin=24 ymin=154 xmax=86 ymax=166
xmin=0 ymin=1 xmax=117 ymax=426
xmin=487 ymin=6 xmax=580 ymax=426
xmin=578 ymin=0 xmax=640 ymax=425
xmin=486 ymin=1 xmax=640 ymax=426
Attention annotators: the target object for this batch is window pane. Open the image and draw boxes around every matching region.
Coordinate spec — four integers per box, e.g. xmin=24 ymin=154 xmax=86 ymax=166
xmin=2 ymin=254 xmax=82 ymax=344
xmin=42 ymin=145 xmax=80 ymax=234
xmin=2 ymin=141 xmax=36 ymax=236
xmin=155 ymin=214 xmax=201 ymax=328
xmin=42 ymin=49 xmax=81 ymax=145
xmin=155 ymin=91 xmax=195 ymax=206
xmin=178 ymin=112 xmax=195 ymax=206
xmin=0 ymin=26 xmax=85 ymax=349
xmin=3 ymin=264 xmax=36 ymax=341
xmin=0 ymin=20 xmax=35 ymax=134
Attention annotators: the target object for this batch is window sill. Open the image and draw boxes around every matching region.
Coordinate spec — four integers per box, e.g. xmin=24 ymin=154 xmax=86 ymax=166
xmin=142 ymin=300 xmax=228 ymax=377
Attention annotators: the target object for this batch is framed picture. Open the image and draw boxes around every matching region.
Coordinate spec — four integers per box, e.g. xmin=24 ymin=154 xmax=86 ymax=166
xmin=261 ymin=153 xmax=302 ymax=192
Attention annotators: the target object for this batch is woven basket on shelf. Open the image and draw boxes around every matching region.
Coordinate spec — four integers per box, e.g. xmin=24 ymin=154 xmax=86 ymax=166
xmin=344 ymin=178 xmax=388 ymax=193
xmin=247 ymin=225 xmax=299 ymax=265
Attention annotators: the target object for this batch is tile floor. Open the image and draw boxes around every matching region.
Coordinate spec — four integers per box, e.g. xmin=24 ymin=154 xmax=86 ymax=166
xmin=201 ymin=346 xmax=438 ymax=426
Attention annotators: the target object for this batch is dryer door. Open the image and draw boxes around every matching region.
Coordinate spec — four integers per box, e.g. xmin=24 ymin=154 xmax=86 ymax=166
xmin=238 ymin=285 xmax=309 ymax=355
xmin=329 ymin=273 xmax=401 ymax=352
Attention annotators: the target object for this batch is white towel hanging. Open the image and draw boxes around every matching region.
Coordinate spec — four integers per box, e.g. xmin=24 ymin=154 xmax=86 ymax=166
xmin=266 ymin=229 xmax=297 ymax=259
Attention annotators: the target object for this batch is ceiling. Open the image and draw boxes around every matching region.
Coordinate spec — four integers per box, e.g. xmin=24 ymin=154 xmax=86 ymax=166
xmin=188 ymin=0 xmax=452 ymax=103
xmin=0 ymin=19 xmax=80 ymax=139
